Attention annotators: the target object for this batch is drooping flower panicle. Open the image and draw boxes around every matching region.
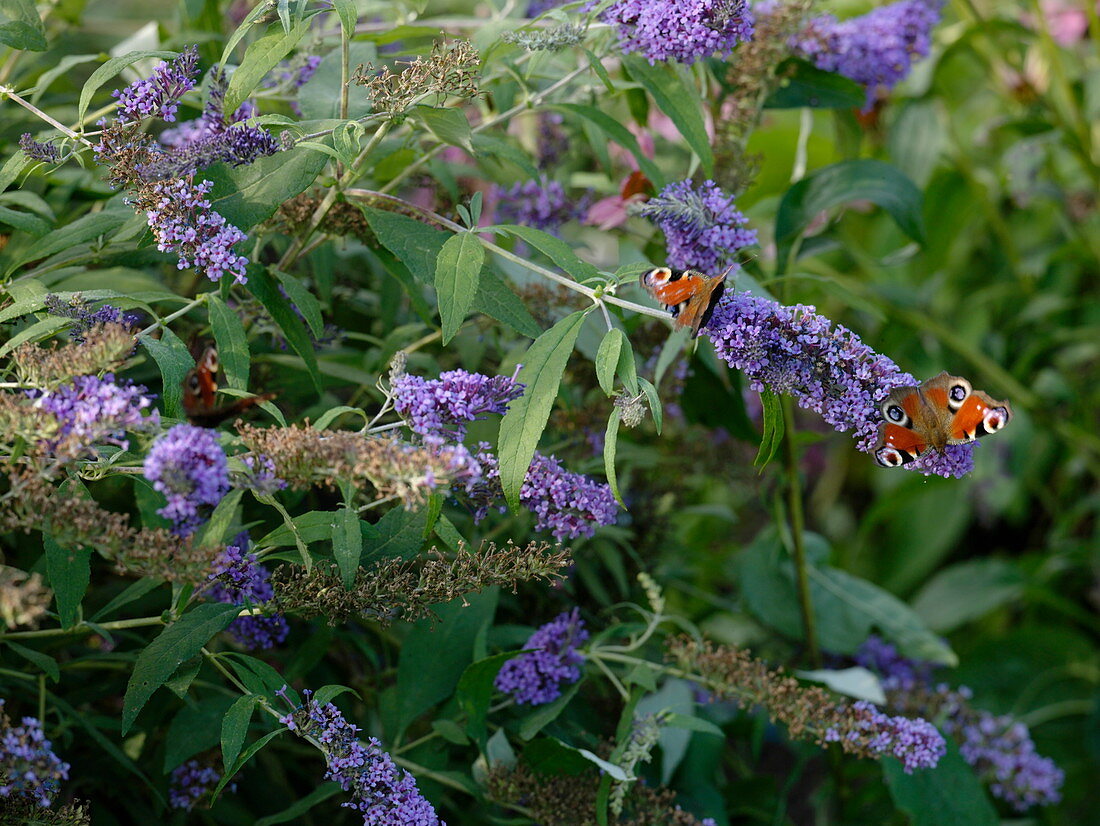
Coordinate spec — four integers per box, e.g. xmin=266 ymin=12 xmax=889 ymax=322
xmin=495 ymin=609 xmax=589 ymax=705
xmin=168 ymin=760 xmax=223 ymax=810
xmin=277 ymin=688 xmax=443 ymax=824
xmin=29 ymin=374 xmax=158 ymax=451
xmin=207 ymin=538 xmax=289 ymax=650
xmin=143 ymin=424 xmax=230 ymax=536
xmin=638 ymin=179 xmax=758 ymax=274
xmin=703 ymin=290 xmax=975 ymax=477
xmin=495 ymin=176 xmax=583 ymax=237
xmin=597 ymin=0 xmax=755 ymax=65
xmin=792 ymin=0 xmax=942 ymax=105
xmin=43 ymin=294 xmax=140 ymax=342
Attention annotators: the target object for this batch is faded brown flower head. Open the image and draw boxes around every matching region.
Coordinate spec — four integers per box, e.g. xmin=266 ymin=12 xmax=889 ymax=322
xmin=13 ymin=323 xmax=135 ymax=387
xmin=0 ymin=567 xmax=52 ymax=630
xmin=273 ymin=540 xmax=572 ymax=626
xmin=237 ymin=423 xmax=455 ymax=506
xmin=0 ymin=795 xmax=91 ymax=826
xmin=614 ymin=391 xmax=648 ymax=429
xmin=272 ymin=190 xmax=370 ymax=238
xmin=354 ymin=39 xmax=481 ymax=113
xmin=501 ymin=22 xmax=587 ymax=52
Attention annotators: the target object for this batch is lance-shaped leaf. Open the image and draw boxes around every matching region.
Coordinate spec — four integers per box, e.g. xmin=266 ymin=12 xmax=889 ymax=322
xmin=436 ymin=231 xmax=484 ymax=343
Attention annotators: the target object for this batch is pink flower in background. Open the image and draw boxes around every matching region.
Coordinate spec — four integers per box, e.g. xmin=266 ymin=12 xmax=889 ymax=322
xmin=585 ymin=170 xmax=651 ymax=230
xmin=1038 ymin=0 xmax=1089 ymax=45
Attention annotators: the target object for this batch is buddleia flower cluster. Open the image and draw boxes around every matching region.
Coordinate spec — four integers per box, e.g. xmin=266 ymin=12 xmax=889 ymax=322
xmin=392 ymin=367 xmax=525 ymax=439
xmin=0 ymin=701 xmax=70 ymax=807
xmin=595 ymin=0 xmax=755 ymax=65
xmin=495 ymin=609 xmax=589 ymax=704
xmin=206 ymin=537 xmax=288 ymax=650
xmin=703 ymin=290 xmax=974 ymax=477
xmin=168 ymin=760 xmax=223 ymax=810
xmin=43 ymin=294 xmax=140 ymax=342
xmin=855 ymin=636 xmax=1064 ymax=809
xmin=142 ymin=424 xmax=230 ymax=536
xmin=637 ymin=179 xmax=758 ymax=273
xmin=495 ymin=176 xmax=586 ymax=237
xmin=276 ymin=688 xmax=443 ymax=824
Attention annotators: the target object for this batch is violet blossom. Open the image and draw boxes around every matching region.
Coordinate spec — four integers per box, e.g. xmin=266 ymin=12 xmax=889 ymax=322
xmin=43 ymin=294 xmax=141 ymax=342
xmin=495 ymin=176 xmax=583 ymax=236
xmin=143 ymin=424 xmax=230 ymax=536
xmin=596 ymin=0 xmax=755 ymax=64
xmin=393 ymin=368 xmax=525 ymax=440
xmin=0 ymin=701 xmax=70 ymax=808
xmin=495 ymin=609 xmax=589 ymax=705
xmin=113 ymin=46 xmax=200 ymax=123
xmin=168 ymin=760 xmax=223 ymax=810
xmin=30 ymin=374 xmax=158 ymax=450
xmin=207 ymin=538 xmax=288 ymax=650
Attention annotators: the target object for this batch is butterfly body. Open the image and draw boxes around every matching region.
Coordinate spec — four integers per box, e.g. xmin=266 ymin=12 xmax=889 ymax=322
xmin=182 ymin=345 xmax=273 ymax=428
xmin=640 ymin=267 xmax=727 ymax=337
xmin=873 ymin=372 xmax=1012 ymax=468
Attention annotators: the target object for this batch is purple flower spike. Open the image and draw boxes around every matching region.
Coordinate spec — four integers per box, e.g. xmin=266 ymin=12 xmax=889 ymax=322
xmin=207 ymin=538 xmax=289 ymax=650
xmin=113 ymin=46 xmax=200 ymax=123
xmin=30 ymin=374 xmax=158 ymax=449
xmin=638 ymin=179 xmax=758 ymax=274
xmin=279 ymin=690 xmax=444 ymax=824
xmin=168 ymin=760 xmax=224 ymax=810
xmin=138 ymin=177 xmax=249 ymax=283
xmin=792 ymin=0 xmax=942 ymax=106
xmin=0 ymin=701 xmax=70 ymax=807
xmin=703 ymin=290 xmax=974 ymax=477
xmin=597 ymin=0 xmax=754 ymax=64
xmin=495 ymin=609 xmax=589 ymax=705
xmin=143 ymin=424 xmax=230 ymax=536
xmin=393 ymin=368 xmax=525 ymax=440
xmin=848 ymin=700 xmax=945 ymax=773
xmin=495 ymin=177 xmax=583 ymax=237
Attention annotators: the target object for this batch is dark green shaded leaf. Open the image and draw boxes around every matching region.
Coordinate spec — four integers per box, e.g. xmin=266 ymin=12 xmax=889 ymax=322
xmin=497 ymin=311 xmax=586 ymax=510
xmin=775 ymin=159 xmax=925 ymax=271
xmin=207 ymin=294 xmax=250 ymax=390
xmin=911 ymin=559 xmax=1025 ymax=633
xmin=436 ymin=231 xmax=484 ymax=343
xmin=122 ymin=603 xmax=241 ymax=734
xmin=273 ymin=268 xmax=324 ymax=337
xmin=247 ymin=266 xmax=322 ymax=395
xmin=254 ymin=784 xmax=342 ymax=826
xmin=208 ymin=145 xmax=330 ymax=230
xmin=621 ymin=57 xmax=713 ymax=177
xmin=493 ymin=225 xmax=600 ymax=283
xmin=333 ymin=506 xmax=363 ymax=589
xmin=753 ymin=389 xmax=785 ymax=469
xmin=44 ymin=534 xmax=91 ymax=630
xmin=212 ymin=729 xmax=283 ymax=801
xmin=519 ymin=680 xmax=582 ymax=740
xmin=221 ymin=694 xmax=259 ymax=771
xmin=361 ymin=506 xmax=429 ymax=565
xmin=456 ymin=651 xmax=520 ymax=749
xmin=0 ymin=0 xmax=45 ymax=50
xmin=553 ymin=103 xmax=665 ymax=188
xmin=140 ymin=328 xmax=194 ymax=420
xmin=604 ymin=408 xmax=623 ymax=506
xmin=764 ymin=59 xmax=865 ymax=109
xmin=473 ymin=266 xmax=542 ymax=338
xmin=6 ymin=211 xmax=129 ymax=275
xmin=471 ymin=134 xmax=540 ymax=179
xmin=413 ymin=106 xmax=474 ymax=152
xmin=883 ymin=740 xmax=998 ymax=826
xmin=361 ymin=206 xmax=445 ymax=283
xmin=225 ymin=22 xmax=314 ymax=113
xmin=595 ymin=328 xmax=624 ymax=396
xmin=163 ymin=694 xmax=236 ymax=772
xmin=5 ymin=642 xmax=59 ymax=682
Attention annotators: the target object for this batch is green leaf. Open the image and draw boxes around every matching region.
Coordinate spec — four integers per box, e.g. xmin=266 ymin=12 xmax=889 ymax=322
xmin=883 ymin=740 xmax=999 ymax=826
xmin=43 ymin=534 xmax=91 ymax=630
xmin=0 ymin=204 xmax=51 ymax=235
xmin=663 ymin=713 xmax=723 ymax=738
xmin=77 ymin=50 xmax=176 ymax=123
xmin=470 ymin=134 xmax=540 ymax=179
xmin=910 ymin=559 xmax=1025 ymax=633
xmin=211 ymin=729 xmax=282 ymax=801
xmin=456 ymin=651 xmax=520 ymax=749
xmin=473 ymin=266 xmax=542 ymax=338
xmin=165 ymin=656 xmax=202 ymax=699
xmin=5 ymin=211 xmax=129 ymax=276
xmin=221 ymin=694 xmax=259 ymax=771
xmin=603 ymin=408 xmax=623 ymax=506
xmin=273 ymin=269 xmax=324 ymax=338
xmin=91 ymin=578 xmax=164 ymax=622
xmin=493 ymin=225 xmax=600 ymax=283
xmin=435 ymin=231 xmax=484 ymax=343
xmin=753 ymin=389 xmax=785 ymax=469
xmin=333 ymin=506 xmax=363 ymax=589
xmin=796 ymin=667 xmax=886 ymax=704
xmin=0 ymin=0 xmax=46 ymax=50
xmin=615 ymin=336 xmax=638 ymax=396
xmin=0 ymin=316 xmax=68 ymax=357
xmin=763 ymin=58 xmax=866 ymax=109
xmin=0 ymin=151 xmax=27 ymax=195
xmin=254 ymin=784 xmax=342 ymax=826
xmin=332 ymin=0 xmax=358 ymax=37
xmin=394 ymin=589 xmax=498 ymax=738
xmin=637 ymin=376 xmax=662 ymax=434
xmin=361 ymin=206 xmax=445 ymax=283
xmin=247 ymin=267 xmax=322 ymax=395
xmin=621 ymin=57 xmax=713 ymax=177
xmin=595 ymin=328 xmax=624 ymax=396
xmin=194 ymin=488 xmax=244 ymax=550
xmin=775 ymin=159 xmax=925 ymax=272
xmin=122 ymin=603 xmax=241 ymax=734
xmin=208 ymin=145 xmax=330 ymax=230
xmin=553 ymin=103 xmax=665 ymax=188
xmin=163 ymin=695 xmax=235 ymax=772
xmin=5 ymin=642 xmax=59 ymax=682
xmin=524 ymin=736 xmax=591 ymax=775
xmin=225 ymin=22 xmax=314 ymax=113
xmin=361 ymin=506 xmax=429 ymax=565
xmin=140 ymin=328 xmax=194 ymax=420
xmin=29 ymin=53 xmax=100 ymax=103
xmin=207 ymin=294 xmax=250 ymax=391
xmin=519 ymin=680 xmax=582 ymax=740
xmin=497 ymin=311 xmax=587 ymax=511
xmin=413 ymin=106 xmax=474 ymax=153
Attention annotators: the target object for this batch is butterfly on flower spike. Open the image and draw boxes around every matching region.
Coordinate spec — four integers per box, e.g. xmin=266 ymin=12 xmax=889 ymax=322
xmin=873 ymin=372 xmax=1012 ymax=468
xmin=639 ymin=266 xmax=729 ymax=338
xmin=182 ymin=344 xmax=274 ymax=428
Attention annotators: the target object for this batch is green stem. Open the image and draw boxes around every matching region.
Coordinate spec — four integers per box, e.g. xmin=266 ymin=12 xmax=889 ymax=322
xmin=782 ymin=398 xmax=819 ymax=667
xmin=1 ymin=615 xmax=164 ymax=641
xmin=0 ymin=85 xmax=92 ymax=147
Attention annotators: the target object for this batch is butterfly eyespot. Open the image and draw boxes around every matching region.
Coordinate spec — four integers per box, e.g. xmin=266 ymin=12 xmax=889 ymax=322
xmin=875 ymin=447 xmax=905 ymax=468
xmin=187 ymin=374 xmax=201 ymax=391
xmin=983 ymin=407 xmax=1008 ymax=432
xmin=950 ymin=384 xmax=968 ymax=402
xmin=886 ymin=404 xmax=905 ymax=422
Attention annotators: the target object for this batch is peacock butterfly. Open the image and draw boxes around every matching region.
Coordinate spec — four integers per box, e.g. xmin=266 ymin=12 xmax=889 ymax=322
xmin=873 ymin=372 xmax=1012 ymax=468
xmin=640 ymin=266 xmax=727 ymax=338
xmin=182 ymin=344 xmax=274 ymax=428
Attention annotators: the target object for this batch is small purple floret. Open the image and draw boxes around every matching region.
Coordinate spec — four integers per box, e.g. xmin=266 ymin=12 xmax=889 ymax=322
xmin=596 ymin=0 xmax=754 ymax=64
xmin=113 ymin=46 xmax=200 ymax=123
xmin=207 ymin=537 xmax=289 ymax=650
xmin=0 ymin=701 xmax=70 ymax=808
xmin=393 ymin=368 xmax=525 ymax=440
xmin=143 ymin=424 xmax=230 ymax=536
xmin=30 ymin=374 xmax=158 ymax=450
